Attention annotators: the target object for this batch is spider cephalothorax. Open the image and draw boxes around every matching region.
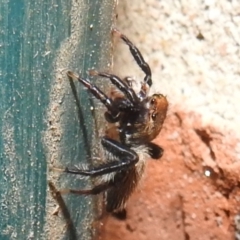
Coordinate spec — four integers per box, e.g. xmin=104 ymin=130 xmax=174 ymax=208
xmin=116 ymin=93 xmax=168 ymax=145
xmin=58 ymin=28 xmax=168 ymax=214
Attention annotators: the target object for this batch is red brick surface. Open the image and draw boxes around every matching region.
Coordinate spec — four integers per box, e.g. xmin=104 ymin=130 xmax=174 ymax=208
xmin=100 ymin=109 xmax=240 ymax=240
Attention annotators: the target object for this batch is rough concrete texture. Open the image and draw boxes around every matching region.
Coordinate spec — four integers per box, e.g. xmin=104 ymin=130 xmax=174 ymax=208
xmin=100 ymin=0 xmax=240 ymax=239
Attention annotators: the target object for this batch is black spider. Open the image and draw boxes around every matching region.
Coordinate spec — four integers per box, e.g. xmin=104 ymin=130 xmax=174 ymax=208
xmin=55 ymin=28 xmax=168 ymax=214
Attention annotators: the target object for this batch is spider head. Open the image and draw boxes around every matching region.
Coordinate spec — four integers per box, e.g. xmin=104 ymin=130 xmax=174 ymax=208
xmin=119 ymin=93 xmax=168 ymax=145
xmin=146 ymin=93 xmax=168 ymax=140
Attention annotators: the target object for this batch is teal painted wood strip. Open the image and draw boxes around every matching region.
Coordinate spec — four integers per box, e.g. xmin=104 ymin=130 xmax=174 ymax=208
xmin=0 ymin=0 xmax=116 ymax=239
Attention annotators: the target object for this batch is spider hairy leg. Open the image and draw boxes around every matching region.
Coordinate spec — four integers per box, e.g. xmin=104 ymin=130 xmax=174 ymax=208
xmin=58 ymin=137 xmax=139 ymax=177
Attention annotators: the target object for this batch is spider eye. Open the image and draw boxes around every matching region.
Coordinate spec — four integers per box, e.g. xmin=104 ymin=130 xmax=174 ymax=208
xmin=152 ymin=113 xmax=157 ymax=121
xmin=150 ymin=98 xmax=155 ymax=105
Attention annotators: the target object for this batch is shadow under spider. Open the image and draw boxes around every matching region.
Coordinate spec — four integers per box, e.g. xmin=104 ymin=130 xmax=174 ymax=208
xmin=68 ymin=77 xmax=93 ymax=159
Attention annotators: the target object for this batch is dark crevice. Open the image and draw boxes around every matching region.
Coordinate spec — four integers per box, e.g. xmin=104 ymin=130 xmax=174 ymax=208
xmin=223 ymin=209 xmax=230 ymax=218
xmin=174 ymin=112 xmax=182 ymax=126
xmin=196 ymin=32 xmax=205 ymax=40
xmin=126 ymin=223 xmax=135 ymax=232
xmin=194 ymin=129 xmax=216 ymax=160
xmin=179 ymin=195 xmax=190 ymax=240
xmin=185 ymin=232 xmax=190 ymax=240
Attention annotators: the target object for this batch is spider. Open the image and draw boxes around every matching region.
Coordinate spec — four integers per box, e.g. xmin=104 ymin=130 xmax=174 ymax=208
xmin=56 ymin=28 xmax=168 ymax=215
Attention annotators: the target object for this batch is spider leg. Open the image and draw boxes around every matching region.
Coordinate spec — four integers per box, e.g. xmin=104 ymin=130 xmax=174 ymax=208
xmin=113 ymin=28 xmax=152 ymax=99
xmin=61 ymin=136 xmax=139 ymax=177
xmin=67 ymin=71 xmax=120 ymax=121
xmin=67 ymin=71 xmax=139 ymax=123
xmin=147 ymin=142 xmax=164 ymax=159
xmin=89 ymin=70 xmax=139 ymax=104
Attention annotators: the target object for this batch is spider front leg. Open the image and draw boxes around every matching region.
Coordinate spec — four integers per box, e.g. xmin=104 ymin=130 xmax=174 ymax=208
xmin=113 ymin=28 xmax=152 ymax=99
xmin=89 ymin=70 xmax=139 ymax=104
xmin=67 ymin=71 xmax=139 ymax=123
xmin=67 ymin=71 xmax=120 ymax=122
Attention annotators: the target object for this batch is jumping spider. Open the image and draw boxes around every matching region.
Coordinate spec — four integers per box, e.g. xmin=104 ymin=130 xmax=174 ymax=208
xmin=56 ymin=29 xmax=168 ymax=215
